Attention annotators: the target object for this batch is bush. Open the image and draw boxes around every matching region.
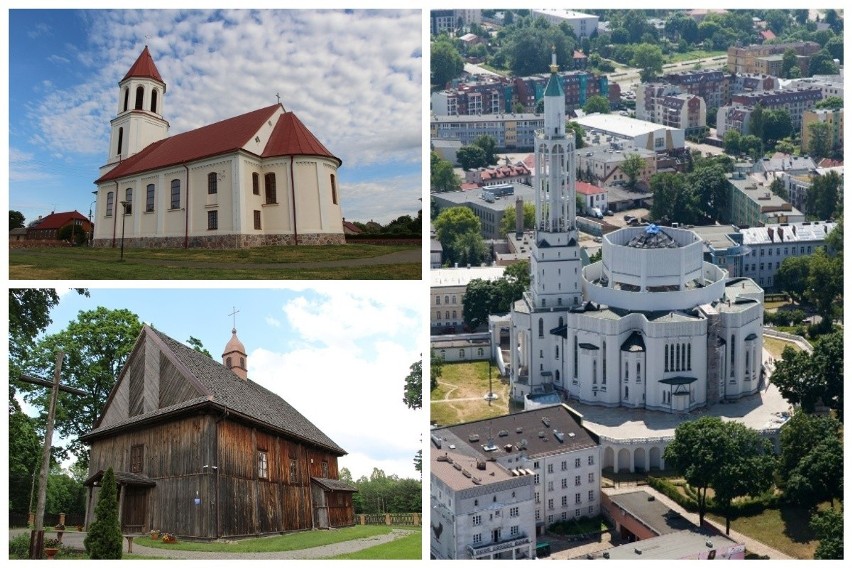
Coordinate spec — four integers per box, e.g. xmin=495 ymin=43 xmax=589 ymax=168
xmin=9 ymin=533 xmax=31 ymax=559
xmin=83 ymin=468 xmax=123 ymax=559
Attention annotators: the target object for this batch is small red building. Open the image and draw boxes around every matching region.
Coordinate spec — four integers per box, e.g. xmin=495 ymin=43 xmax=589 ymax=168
xmin=26 ymin=210 xmax=92 ymax=242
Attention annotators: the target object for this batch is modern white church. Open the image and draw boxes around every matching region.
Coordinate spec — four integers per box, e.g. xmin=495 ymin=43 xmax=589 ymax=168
xmin=509 ymin=52 xmax=765 ymax=414
xmin=93 ymin=47 xmax=345 ymax=248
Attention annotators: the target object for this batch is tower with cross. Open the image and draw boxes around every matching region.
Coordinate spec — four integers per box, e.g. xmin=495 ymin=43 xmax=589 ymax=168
xmin=222 ymin=308 xmax=248 ymax=380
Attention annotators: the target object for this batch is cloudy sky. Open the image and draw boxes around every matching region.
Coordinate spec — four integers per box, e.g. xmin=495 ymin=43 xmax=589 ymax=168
xmin=8 ymin=7 xmax=422 ymax=226
xmin=17 ymin=286 xmax=425 ymax=480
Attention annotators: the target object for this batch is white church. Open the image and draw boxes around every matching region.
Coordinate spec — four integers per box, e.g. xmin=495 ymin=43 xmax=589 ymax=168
xmin=93 ymin=46 xmax=345 ymax=248
xmin=509 ymin=52 xmax=765 ymax=413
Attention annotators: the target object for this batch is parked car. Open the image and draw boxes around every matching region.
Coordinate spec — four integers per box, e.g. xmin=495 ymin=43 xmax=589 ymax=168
xmin=591 ymin=207 xmax=603 ymax=219
xmin=604 ymin=209 xmax=614 ymax=216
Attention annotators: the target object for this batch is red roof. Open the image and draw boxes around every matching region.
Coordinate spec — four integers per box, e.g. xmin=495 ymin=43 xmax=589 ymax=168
xmin=97 ymin=105 xmax=340 ymax=183
xmin=263 ymin=111 xmax=340 ymax=165
xmin=760 ymin=30 xmax=776 ymax=41
xmin=122 ymin=46 xmax=163 ymax=83
xmin=29 ymin=211 xmax=88 ymax=230
xmin=576 ymin=181 xmax=605 ymax=196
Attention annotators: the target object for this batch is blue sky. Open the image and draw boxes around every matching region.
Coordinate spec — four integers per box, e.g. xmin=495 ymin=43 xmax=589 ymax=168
xmin=18 ymin=286 xmax=425 ymax=480
xmin=8 ymin=8 xmax=423 ymax=226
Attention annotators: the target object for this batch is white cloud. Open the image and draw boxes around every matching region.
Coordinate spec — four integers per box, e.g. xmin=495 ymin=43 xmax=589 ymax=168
xmin=340 ymin=173 xmax=423 ymax=224
xmin=264 ymin=315 xmax=281 ymax=328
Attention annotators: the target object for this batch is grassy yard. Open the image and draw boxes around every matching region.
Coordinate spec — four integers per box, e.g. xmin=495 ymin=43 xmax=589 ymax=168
xmin=136 ymin=525 xmax=393 ymax=553
xmin=326 ymin=528 xmax=422 ymax=559
xmin=665 ymin=50 xmax=726 ymax=64
xmin=9 ymin=244 xmax=420 ymax=280
xmin=431 ymin=361 xmax=510 ymax=427
xmin=763 ymin=336 xmax=802 ymax=359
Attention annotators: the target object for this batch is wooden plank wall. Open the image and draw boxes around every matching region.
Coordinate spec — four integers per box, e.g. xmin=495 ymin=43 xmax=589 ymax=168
xmin=128 ymin=343 xmax=145 ymax=417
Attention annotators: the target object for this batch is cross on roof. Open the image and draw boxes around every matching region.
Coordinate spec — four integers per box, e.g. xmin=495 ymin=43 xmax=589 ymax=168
xmin=228 ymin=307 xmax=239 ymax=330
xmin=276 ymin=92 xmax=281 ymax=104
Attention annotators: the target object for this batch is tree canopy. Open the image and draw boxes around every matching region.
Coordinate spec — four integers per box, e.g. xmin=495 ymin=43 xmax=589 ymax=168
xmin=403 ymin=358 xmax=422 ymax=410
xmin=84 ymin=467 xmax=122 ymax=559
xmin=583 ymin=95 xmax=610 ymax=115
xmin=499 ymin=201 xmax=535 ymax=236
xmin=456 ymin=145 xmax=487 ymax=171
xmin=431 ymin=37 xmax=464 ymax=88
xmin=778 ymin=412 xmax=843 ymax=510
xmin=434 ymin=207 xmax=487 ymax=266
xmin=431 ymin=152 xmax=461 ymax=193
xmin=10 ymin=210 xmax=25 ymax=229
xmin=771 ymin=331 xmax=842 ymax=418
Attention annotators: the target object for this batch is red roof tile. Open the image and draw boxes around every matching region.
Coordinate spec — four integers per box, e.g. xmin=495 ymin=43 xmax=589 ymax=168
xmin=96 ymin=105 xmax=280 ymax=183
xmin=263 ymin=112 xmax=341 ymax=165
xmin=576 ymin=181 xmax=605 ymax=195
xmin=122 ymin=46 xmax=163 ymax=83
xmin=29 ymin=211 xmax=88 ymax=230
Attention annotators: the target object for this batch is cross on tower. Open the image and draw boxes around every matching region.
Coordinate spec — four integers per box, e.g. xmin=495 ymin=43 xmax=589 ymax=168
xmin=228 ymin=307 xmax=240 ymax=330
xmin=276 ymin=92 xmax=281 ymax=105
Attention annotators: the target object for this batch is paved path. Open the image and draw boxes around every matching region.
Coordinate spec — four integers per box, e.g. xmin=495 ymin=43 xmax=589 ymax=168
xmin=605 ymin=486 xmax=793 ymax=559
xmin=11 ymin=528 xmax=413 ymax=560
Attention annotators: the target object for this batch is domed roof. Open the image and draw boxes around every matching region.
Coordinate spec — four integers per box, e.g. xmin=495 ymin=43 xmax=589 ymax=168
xmin=626 ymin=225 xmax=680 ymax=249
xmin=223 ymin=328 xmax=246 ymax=355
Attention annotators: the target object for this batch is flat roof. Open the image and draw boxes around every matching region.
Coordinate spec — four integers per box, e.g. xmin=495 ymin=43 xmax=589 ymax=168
xmin=691 ymin=225 xmax=739 ymax=251
xmin=432 ymin=183 xmax=536 ymax=215
xmin=431 ymin=445 xmax=515 ymax=492
xmin=740 ymin=221 xmax=836 ymax=245
xmin=606 ymin=489 xmax=694 ymax=535
xmin=574 ymin=114 xmax=680 ymax=137
xmin=596 ymin=528 xmax=743 ymax=559
xmin=431 ymin=266 xmax=506 ymax=287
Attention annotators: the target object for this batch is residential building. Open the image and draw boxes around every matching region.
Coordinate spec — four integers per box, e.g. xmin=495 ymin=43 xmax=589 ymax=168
xmin=801 ymin=108 xmax=844 ymax=154
xmin=637 ymin=84 xmax=706 ymax=134
xmin=431 ymin=114 xmax=544 ymax=150
xmin=531 ymin=9 xmax=599 ymax=38
xmin=433 ymin=183 xmax=536 ymax=240
xmin=573 ymin=114 xmax=685 ymax=152
xmin=430 ymin=9 xmax=481 ymax=36
xmin=576 ymin=181 xmax=607 ymax=214
xmin=431 ymin=266 xmax=506 ymax=332
xmin=514 ymin=71 xmax=611 ymax=113
xmin=432 ymin=80 xmax=513 ymax=115
xmin=727 ymin=173 xmax=805 ymax=228
xmin=661 ymin=69 xmax=728 ymax=111
xmin=777 ymin=165 xmax=844 ymax=215
xmin=465 ymin=162 xmax=532 ymax=187
xmin=781 ymin=76 xmax=844 ymax=100
xmin=431 ymin=238 xmax=443 ymax=269
xmin=727 ymin=42 xmax=820 ymax=75
xmin=431 ymin=404 xmax=601 ymax=560
xmin=730 ymin=88 xmax=822 ymax=131
xmin=25 ymin=210 xmax=93 ymax=242
xmin=577 ymin=144 xmax=657 ymax=189
xmin=93 ymin=47 xmax=344 ymax=248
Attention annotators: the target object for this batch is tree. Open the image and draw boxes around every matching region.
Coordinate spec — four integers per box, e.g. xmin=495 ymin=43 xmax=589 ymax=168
xmin=664 ymin=417 xmax=774 ymax=533
xmin=771 ymin=331 xmax=843 ymax=417
xmin=806 ymin=121 xmax=832 ymax=162
xmin=20 ymin=307 xmax=143 ymax=467
xmin=688 ymin=163 xmax=729 ymax=223
xmin=769 ymin=177 xmax=788 ymax=200
xmin=462 ymin=278 xmax=498 ymax=329
xmin=582 ymin=95 xmax=610 ymax=115
xmin=761 ymin=109 xmax=792 ymax=145
xmin=806 ymin=247 xmax=842 ymax=324
xmin=186 ymin=336 xmax=211 ymax=358
xmin=46 ymin=468 xmax=86 ymax=517
xmin=499 ymin=201 xmax=535 ymax=236
xmin=8 ymin=409 xmax=42 ymax=515
xmin=824 ymin=36 xmax=843 ymax=65
xmin=84 ymin=467 xmax=122 ymax=559
xmin=430 ymin=348 xmax=443 ymax=391
xmin=723 ymin=129 xmax=741 ymax=155
xmin=811 ymin=507 xmax=843 ymax=559
xmin=781 ymin=49 xmax=799 ymax=79
xmin=774 ymin=255 xmax=810 ymax=302
xmin=620 ymin=153 xmax=645 ymax=189
xmin=456 ymin=145 xmax=487 ymax=171
xmin=472 ymin=135 xmax=498 ymax=165
xmin=631 ymin=43 xmax=664 ymax=82
xmin=434 ymin=207 xmax=485 ymax=266
xmin=503 ymin=260 xmax=530 ymax=293
xmin=778 ymin=412 xmax=843 ymax=510
xmin=814 ymin=95 xmax=843 ymax=110
xmin=403 ymin=358 xmax=422 ymax=410
xmin=806 ymin=170 xmax=841 ymax=220
xmin=431 ymin=152 xmax=461 ymax=193
xmin=10 ymin=210 xmax=25 ymax=229
xmin=808 ymin=49 xmax=839 ymax=75
xmin=566 ymin=121 xmax=585 ymax=149
xmin=648 ymin=172 xmax=698 ymax=225
xmin=431 ymin=38 xmax=464 ymax=88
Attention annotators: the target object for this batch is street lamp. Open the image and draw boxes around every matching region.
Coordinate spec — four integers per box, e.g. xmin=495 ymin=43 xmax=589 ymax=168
xmin=119 ymin=201 xmax=128 ymax=261
xmin=89 ymin=194 xmax=97 ymax=247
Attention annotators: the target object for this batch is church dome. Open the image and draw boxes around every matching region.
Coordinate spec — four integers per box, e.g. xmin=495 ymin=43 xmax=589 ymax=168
xmin=223 ymin=328 xmax=246 ymax=355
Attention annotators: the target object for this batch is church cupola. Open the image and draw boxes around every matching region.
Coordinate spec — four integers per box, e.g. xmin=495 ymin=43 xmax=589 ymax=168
xmin=103 ymin=46 xmax=169 ymax=172
xmin=222 ymin=328 xmax=248 ymax=381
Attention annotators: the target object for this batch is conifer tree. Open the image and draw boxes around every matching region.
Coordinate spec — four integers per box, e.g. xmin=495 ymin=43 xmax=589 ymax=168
xmin=83 ymin=467 xmax=123 ymax=559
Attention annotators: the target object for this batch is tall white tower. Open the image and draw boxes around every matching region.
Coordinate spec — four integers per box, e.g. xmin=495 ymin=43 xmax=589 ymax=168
xmin=101 ymin=46 xmax=169 ymax=176
xmin=530 ymin=48 xmax=582 ymax=310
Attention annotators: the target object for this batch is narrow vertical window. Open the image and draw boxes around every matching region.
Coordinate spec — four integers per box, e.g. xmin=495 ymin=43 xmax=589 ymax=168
xmin=321 ymin=461 xmax=329 ymax=478
xmin=151 ymin=89 xmax=158 ymax=113
xmin=117 ymin=127 xmax=124 ymax=156
xmin=257 ymin=450 xmax=268 ymax=480
xmin=208 ymin=210 xmax=218 ymax=230
xmin=687 ymin=344 xmax=692 ymax=370
xmin=664 ymin=344 xmax=668 ymax=372
xmin=170 ymin=179 xmax=181 ymax=209
xmin=252 ymin=172 xmax=260 ymax=195
xmin=289 ymin=458 xmax=297 ymax=483
xmin=676 ymin=344 xmax=680 ymax=371
xmin=538 ymin=318 xmax=544 ymax=338
xmin=265 ymin=173 xmax=277 ymax=204
xmin=130 ymin=445 xmax=144 ymax=474
xmin=254 ymin=210 xmax=262 ymax=230
xmin=135 ymin=85 xmax=144 ymax=110
xmin=330 ymin=174 xmax=338 ymax=204
xmin=146 ymin=184 xmax=155 ymax=212
xmin=106 ymin=192 xmax=114 ymax=217
xmin=125 ymin=188 xmax=133 ymax=215
xmin=208 ymin=172 xmax=218 ymax=194
xmin=573 ymin=337 xmax=578 ymax=378
xmin=123 ymin=88 xmax=130 ymax=112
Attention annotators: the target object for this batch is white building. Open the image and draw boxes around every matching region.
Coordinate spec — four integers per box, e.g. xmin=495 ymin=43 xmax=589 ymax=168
xmin=93 ymin=46 xmax=344 ymax=248
xmin=531 ymin=9 xmax=599 ymax=39
xmin=431 ymin=266 xmax=506 ymax=332
xmin=509 ymin=53 xmax=765 ymax=415
xmin=430 ymin=404 xmax=600 ymax=559
xmin=573 ymin=113 xmax=685 ymax=152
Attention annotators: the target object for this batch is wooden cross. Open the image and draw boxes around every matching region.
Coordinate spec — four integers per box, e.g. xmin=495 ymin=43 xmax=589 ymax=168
xmin=276 ymin=92 xmax=281 ymax=105
xmin=228 ymin=307 xmax=240 ymax=330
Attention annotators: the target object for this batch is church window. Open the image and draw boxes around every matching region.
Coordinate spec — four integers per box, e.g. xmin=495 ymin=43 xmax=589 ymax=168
xmin=687 ymin=344 xmax=691 ymax=370
xmin=208 ymin=172 xmax=218 ymax=195
xmin=135 ymin=85 xmax=144 ymax=110
xmin=664 ymin=345 xmax=668 ymax=371
xmin=252 ymin=173 xmax=260 ymax=195
xmin=321 ymin=461 xmax=329 ymax=478
xmin=459 ymin=349 xmax=465 ymax=358
xmin=289 ymin=458 xmax=298 ymax=483
xmin=555 ymin=370 xmax=560 ymax=382
xmin=637 ymin=362 xmax=641 ymax=381
xmin=146 ymin=184 xmax=155 ymax=212
xmin=254 ymin=210 xmax=262 ymax=230
xmin=240 ymin=357 xmax=245 ymax=368
xmin=477 ymin=347 xmax=484 ymax=357
xmin=681 ymin=343 xmax=686 ymax=371
xmin=130 ymin=444 xmax=144 ymax=474
xmin=151 ymin=89 xmax=158 ymax=113
xmin=675 ymin=344 xmax=680 ymax=371
xmin=226 ymin=356 xmax=232 ymax=368
xmin=573 ymin=337 xmax=578 ymax=378
xmin=625 ymin=386 xmax=629 ymax=398
xmin=538 ymin=318 xmax=544 ymax=338
xmin=257 ymin=450 xmax=269 ymax=480
xmin=170 ymin=179 xmax=181 ymax=209
xmin=330 ymin=174 xmax=338 ymax=204
xmin=117 ymin=127 xmax=124 ymax=155
xmin=555 ymin=345 xmax=559 ymax=359
xmin=593 ymin=360 xmax=597 ymax=384
xmin=208 ymin=210 xmax=218 ymax=230
xmin=264 ymin=173 xmax=277 ymax=204
xmin=124 ymin=188 xmax=132 ymax=215
xmin=602 ymin=341 xmax=606 ymax=384
xmin=123 ymin=88 xmax=129 ymax=112
xmin=106 ymin=192 xmax=114 ymax=217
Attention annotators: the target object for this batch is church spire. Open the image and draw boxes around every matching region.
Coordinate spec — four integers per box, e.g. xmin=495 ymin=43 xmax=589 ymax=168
xmin=222 ymin=322 xmax=248 ymax=381
xmin=122 ymin=45 xmax=164 ymax=83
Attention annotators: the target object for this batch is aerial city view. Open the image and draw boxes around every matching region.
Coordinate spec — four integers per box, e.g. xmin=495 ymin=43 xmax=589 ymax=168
xmin=429 ymin=8 xmax=843 ymax=560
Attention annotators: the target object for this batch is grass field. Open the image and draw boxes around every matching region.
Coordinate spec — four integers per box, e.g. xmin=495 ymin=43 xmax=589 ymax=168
xmin=9 ymin=244 xmax=420 ymax=280
xmin=431 ymin=361 xmax=510 ymax=427
xmin=136 ymin=525 xmax=393 ymax=553
xmin=763 ymin=336 xmax=802 ymax=359
xmin=326 ymin=528 xmax=422 ymax=559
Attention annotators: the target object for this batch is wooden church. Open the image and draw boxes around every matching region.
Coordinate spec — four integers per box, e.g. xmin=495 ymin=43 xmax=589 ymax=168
xmin=80 ymin=326 xmax=355 ymax=538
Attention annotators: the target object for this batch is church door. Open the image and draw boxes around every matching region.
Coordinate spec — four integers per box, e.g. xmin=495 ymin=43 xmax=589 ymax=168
xmin=121 ymin=487 xmax=147 ymax=533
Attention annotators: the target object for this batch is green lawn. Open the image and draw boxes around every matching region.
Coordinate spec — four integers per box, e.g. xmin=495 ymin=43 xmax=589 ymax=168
xmin=326 ymin=528 xmax=422 ymax=559
xmin=431 ymin=361 xmax=509 ymax=427
xmin=136 ymin=525 xmax=393 ymax=553
xmin=665 ymin=50 xmax=726 ymax=64
xmin=9 ymin=244 xmax=420 ymax=280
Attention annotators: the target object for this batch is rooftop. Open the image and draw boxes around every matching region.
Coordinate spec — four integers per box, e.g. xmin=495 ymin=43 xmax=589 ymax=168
xmin=574 ymin=113 xmax=680 ymax=138
xmin=431 ymin=265 xmax=506 ymax=287
xmin=606 ymin=489 xmax=694 ymax=535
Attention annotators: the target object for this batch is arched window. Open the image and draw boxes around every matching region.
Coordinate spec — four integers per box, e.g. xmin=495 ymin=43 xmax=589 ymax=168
xmin=445 ymin=311 xmax=449 ymax=320
xmin=146 ymin=184 xmax=155 ymax=212
xmin=330 ymin=174 xmax=338 ymax=204
xmin=477 ymin=347 xmax=484 ymax=356
xmin=208 ymin=172 xmax=218 ymax=195
xmin=117 ymin=127 xmax=124 ymax=156
xmin=135 ymin=85 xmax=144 ymax=110
xmin=264 ymin=173 xmax=277 ymax=204
xmin=559 ymin=316 xmax=564 ymax=327
xmin=123 ymin=88 xmax=129 ymax=112
xmin=170 ymin=179 xmax=181 ymax=209
xmin=226 ymin=356 xmax=232 ymax=368
xmin=452 ymin=310 xmax=456 ymax=319
xmin=538 ymin=319 xmax=544 ymax=338
xmin=151 ymin=89 xmax=158 ymax=113
xmin=106 ymin=192 xmax=114 ymax=217
xmin=125 ymin=188 xmax=132 ymax=215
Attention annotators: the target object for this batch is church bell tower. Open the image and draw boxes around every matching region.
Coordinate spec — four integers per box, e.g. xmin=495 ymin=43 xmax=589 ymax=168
xmin=530 ymin=48 xmax=582 ymax=310
xmin=222 ymin=328 xmax=248 ymax=381
xmin=101 ymin=46 xmax=169 ymax=175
